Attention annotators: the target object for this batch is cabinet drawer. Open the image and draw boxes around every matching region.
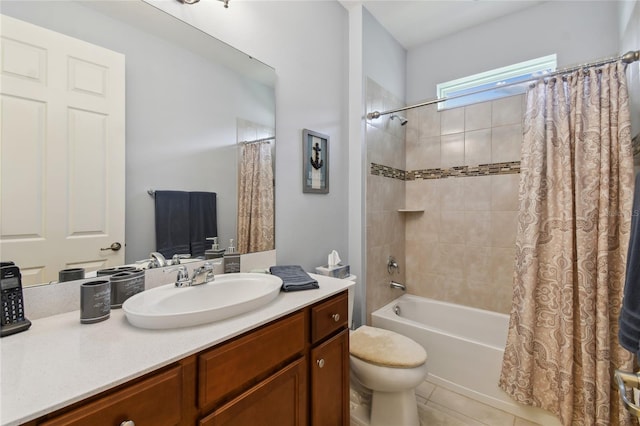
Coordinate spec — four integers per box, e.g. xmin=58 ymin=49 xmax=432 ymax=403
xmin=198 ymin=311 xmax=306 ymax=409
xmin=199 ymin=357 xmax=307 ymax=426
xmin=41 ymin=365 xmax=182 ymax=426
xmin=311 ymin=291 xmax=348 ymax=344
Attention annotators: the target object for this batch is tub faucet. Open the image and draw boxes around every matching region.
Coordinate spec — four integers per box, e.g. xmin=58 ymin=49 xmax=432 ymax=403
xmin=390 ymin=281 xmax=406 ymax=291
xmin=387 ymin=256 xmax=400 ymax=274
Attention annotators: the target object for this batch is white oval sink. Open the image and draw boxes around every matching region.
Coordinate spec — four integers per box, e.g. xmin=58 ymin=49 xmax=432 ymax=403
xmin=122 ymin=273 xmax=283 ymax=329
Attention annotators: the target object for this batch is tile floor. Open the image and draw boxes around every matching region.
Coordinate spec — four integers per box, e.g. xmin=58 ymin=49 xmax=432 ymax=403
xmin=351 ymin=379 xmax=542 ymax=426
xmin=414 ymin=381 xmax=540 ymax=426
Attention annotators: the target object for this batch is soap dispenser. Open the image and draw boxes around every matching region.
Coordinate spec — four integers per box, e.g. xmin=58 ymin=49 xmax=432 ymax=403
xmin=204 ymin=237 xmax=226 ymax=260
xmin=223 ymin=239 xmax=241 ymax=273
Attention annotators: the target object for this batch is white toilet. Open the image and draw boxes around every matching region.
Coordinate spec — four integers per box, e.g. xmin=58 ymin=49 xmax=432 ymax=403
xmin=346 ymin=281 xmax=428 ymax=426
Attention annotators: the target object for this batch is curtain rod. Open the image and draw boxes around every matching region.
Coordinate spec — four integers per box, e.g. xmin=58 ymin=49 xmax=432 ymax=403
xmin=366 ymin=50 xmax=640 ymax=120
xmin=241 ymin=136 xmax=275 ymax=145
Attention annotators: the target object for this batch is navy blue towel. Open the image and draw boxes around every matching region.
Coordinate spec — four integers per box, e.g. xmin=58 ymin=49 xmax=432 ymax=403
xmin=154 ymin=191 xmax=191 ymax=259
xmin=619 ymin=173 xmax=640 ymax=355
xmin=189 ymin=192 xmax=217 ymax=258
xmin=269 ymin=265 xmax=319 ymax=292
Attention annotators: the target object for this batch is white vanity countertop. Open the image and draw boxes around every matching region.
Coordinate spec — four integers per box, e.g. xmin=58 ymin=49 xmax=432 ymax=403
xmin=0 ymin=274 xmax=354 ymax=426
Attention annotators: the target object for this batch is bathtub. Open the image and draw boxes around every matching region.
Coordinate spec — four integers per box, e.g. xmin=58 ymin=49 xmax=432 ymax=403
xmin=371 ymin=294 xmax=560 ymax=425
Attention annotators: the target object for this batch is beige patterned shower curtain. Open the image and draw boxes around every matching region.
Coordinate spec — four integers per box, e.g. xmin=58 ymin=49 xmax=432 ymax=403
xmin=499 ymin=61 xmax=636 ymax=425
xmin=237 ymin=141 xmax=275 ymax=253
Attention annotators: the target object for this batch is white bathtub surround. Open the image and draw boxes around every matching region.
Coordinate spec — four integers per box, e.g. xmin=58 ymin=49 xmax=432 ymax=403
xmin=2 ymin=274 xmax=352 ymax=426
xmin=371 ymin=294 xmax=561 ymax=425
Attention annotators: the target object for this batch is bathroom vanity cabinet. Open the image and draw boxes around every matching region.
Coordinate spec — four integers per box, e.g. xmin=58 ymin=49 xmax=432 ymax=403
xmin=21 ymin=291 xmax=349 ymax=426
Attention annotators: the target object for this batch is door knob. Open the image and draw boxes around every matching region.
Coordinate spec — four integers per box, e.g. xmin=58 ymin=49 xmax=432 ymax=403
xmin=100 ymin=242 xmax=122 ymax=251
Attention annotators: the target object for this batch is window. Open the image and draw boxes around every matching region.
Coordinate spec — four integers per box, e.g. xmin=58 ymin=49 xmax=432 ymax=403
xmin=436 ymin=54 xmax=557 ymax=110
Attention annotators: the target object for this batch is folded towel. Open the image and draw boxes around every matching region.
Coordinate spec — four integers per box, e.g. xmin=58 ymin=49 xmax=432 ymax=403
xmin=269 ymin=265 xmax=319 ymax=292
xmin=189 ymin=192 xmax=217 ymax=258
xmin=619 ymin=173 xmax=640 ymax=355
xmin=154 ymin=190 xmax=191 ymax=259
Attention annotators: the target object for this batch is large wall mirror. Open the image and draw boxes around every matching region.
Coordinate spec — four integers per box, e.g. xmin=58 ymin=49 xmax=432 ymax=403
xmin=0 ymin=0 xmax=276 ymax=286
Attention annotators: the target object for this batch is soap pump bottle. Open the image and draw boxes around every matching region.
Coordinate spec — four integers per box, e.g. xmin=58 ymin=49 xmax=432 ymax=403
xmin=205 ymin=237 xmax=226 ymax=260
xmin=223 ymin=239 xmax=241 ymax=273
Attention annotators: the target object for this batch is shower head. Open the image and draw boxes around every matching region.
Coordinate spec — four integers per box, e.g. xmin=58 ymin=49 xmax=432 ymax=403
xmin=390 ymin=114 xmax=408 ymax=126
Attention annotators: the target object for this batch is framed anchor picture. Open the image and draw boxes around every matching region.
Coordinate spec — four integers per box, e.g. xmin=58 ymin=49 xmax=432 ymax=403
xmin=302 ymin=129 xmax=329 ymax=194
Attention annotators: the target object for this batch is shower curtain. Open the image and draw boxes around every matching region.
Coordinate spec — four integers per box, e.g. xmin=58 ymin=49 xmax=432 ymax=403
xmin=237 ymin=141 xmax=275 ymax=253
xmin=499 ymin=61 xmax=635 ymax=425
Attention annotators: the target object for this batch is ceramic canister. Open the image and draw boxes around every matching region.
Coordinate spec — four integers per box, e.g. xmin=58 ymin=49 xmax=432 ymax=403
xmin=108 ymin=270 xmax=145 ymax=308
xmin=80 ymin=280 xmax=111 ymax=324
xmin=58 ymin=268 xmax=85 ymax=282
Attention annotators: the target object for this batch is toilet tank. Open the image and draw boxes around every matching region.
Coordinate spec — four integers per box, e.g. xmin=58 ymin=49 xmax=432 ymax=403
xmin=345 ymin=275 xmax=356 ymax=329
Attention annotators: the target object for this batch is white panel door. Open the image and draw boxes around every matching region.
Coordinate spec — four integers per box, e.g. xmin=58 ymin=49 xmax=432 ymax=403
xmin=0 ymin=14 xmax=125 ymax=286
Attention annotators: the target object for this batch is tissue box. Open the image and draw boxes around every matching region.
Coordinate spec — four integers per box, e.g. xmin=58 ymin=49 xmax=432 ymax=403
xmin=315 ymin=264 xmax=350 ymax=279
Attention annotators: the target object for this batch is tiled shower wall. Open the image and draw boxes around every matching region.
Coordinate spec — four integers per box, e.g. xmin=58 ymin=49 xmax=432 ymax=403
xmin=365 ymin=78 xmax=406 ymax=322
xmin=365 ymin=76 xmax=523 ymax=318
xmin=403 ymin=97 xmax=523 ymax=314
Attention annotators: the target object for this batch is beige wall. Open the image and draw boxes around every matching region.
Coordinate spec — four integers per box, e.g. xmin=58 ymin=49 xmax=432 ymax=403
xmin=404 ymin=96 xmax=523 ymax=314
xmin=365 ymin=78 xmax=406 ymax=322
xmin=365 ymin=84 xmax=524 ymax=318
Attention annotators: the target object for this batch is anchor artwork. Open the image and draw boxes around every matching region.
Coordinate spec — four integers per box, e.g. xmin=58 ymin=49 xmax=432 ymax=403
xmin=302 ymin=129 xmax=329 ymax=194
xmin=311 ymin=142 xmax=323 ymax=170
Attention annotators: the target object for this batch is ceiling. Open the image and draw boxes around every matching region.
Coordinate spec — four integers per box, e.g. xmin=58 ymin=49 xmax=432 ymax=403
xmin=360 ymin=0 xmax=545 ymax=49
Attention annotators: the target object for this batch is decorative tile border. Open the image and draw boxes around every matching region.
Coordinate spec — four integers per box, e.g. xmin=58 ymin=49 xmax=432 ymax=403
xmin=633 ymin=133 xmax=640 ymax=158
xmin=370 ymin=163 xmax=407 ymax=180
xmin=370 ymin=161 xmax=521 ymax=181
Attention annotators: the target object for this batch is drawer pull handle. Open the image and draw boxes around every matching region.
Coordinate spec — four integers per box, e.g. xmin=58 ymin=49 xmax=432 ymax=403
xmin=317 ymin=358 xmax=325 ymax=368
xmin=120 ymin=421 xmax=135 ymax=426
xmin=331 ymin=313 xmax=340 ymax=322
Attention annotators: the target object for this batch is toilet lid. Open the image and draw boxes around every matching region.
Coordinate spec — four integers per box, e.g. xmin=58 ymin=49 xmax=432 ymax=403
xmin=350 ymin=326 xmax=427 ymax=368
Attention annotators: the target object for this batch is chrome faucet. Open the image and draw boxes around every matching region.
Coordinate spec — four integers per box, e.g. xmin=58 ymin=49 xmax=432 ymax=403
xmin=169 ymin=262 xmax=215 ymax=287
xmin=149 ymin=252 xmax=168 ymax=269
xmin=387 ymin=256 xmax=400 ymax=274
xmin=390 ymin=281 xmax=406 ymax=291
xmin=170 ymin=253 xmax=191 ymax=265
xmin=191 ymin=262 xmax=215 ymax=286
xmin=173 ymin=265 xmax=191 ymax=287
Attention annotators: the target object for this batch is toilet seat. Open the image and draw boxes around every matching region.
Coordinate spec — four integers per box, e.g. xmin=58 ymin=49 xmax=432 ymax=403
xmin=350 ymin=325 xmax=427 ymax=368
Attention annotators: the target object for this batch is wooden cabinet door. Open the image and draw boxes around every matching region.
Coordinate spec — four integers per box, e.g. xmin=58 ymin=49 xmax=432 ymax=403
xmin=310 ymin=329 xmax=349 ymax=426
xmin=198 ymin=311 xmax=306 ymax=410
xmin=199 ymin=357 xmax=307 ymax=426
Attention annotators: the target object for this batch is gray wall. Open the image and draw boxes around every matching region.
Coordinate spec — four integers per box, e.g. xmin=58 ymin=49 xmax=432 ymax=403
xmin=407 ymin=1 xmax=621 ymax=104
xmin=152 ymin=1 xmax=351 ymax=271
xmin=1 ymin=1 xmax=275 ymax=263
xmin=363 ymin=8 xmax=407 ymax=102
